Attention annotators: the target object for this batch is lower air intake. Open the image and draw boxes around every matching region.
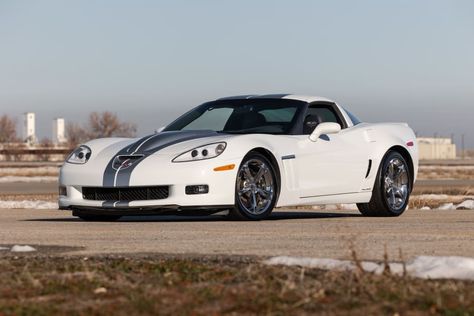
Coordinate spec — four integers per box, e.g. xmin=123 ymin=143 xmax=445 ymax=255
xmin=82 ymin=186 xmax=169 ymax=201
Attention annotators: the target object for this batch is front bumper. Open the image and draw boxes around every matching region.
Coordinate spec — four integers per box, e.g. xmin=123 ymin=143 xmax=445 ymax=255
xmin=58 ymin=156 xmax=240 ymax=212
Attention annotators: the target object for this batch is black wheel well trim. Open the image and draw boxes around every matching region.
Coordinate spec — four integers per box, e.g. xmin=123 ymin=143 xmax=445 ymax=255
xmin=244 ymin=147 xmax=282 ymax=202
xmin=386 ymin=145 xmax=415 ymax=192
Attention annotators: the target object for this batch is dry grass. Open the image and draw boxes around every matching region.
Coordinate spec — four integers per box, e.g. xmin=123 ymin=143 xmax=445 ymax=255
xmin=0 ymin=255 xmax=472 ymax=315
xmin=418 ymin=166 xmax=474 ymax=180
xmin=413 ymin=186 xmax=473 ymax=196
xmin=409 ymin=195 xmax=471 ymax=210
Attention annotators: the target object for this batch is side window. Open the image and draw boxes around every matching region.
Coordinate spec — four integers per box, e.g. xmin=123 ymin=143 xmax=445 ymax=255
xmin=345 ymin=109 xmax=362 ymax=125
xmin=302 ymin=104 xmax=345 ymax=135
xmin=307 ymin=107 xmax=338 ymax=123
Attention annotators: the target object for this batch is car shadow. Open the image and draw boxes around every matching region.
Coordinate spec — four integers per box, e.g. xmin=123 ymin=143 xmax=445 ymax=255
xmin=25 ymin=211 xmax=362 ymax=223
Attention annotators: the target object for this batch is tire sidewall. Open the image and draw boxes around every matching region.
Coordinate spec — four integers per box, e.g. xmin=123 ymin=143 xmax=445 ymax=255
xmin=234 ymin=152 xmax=278 ymax=220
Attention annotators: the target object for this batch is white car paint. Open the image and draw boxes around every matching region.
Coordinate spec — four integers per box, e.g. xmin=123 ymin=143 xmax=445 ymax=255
xmin=58 ymin=95 xmax=418 ymax=213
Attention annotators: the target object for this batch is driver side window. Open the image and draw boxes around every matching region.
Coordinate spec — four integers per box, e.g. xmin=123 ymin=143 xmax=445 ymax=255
xmin=303 ymin=104 xmax=344 ymax=134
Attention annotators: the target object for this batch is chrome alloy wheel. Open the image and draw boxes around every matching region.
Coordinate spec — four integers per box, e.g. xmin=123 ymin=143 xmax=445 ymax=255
xmin=384 ymin=157 xmax=409 ymax=211
xmin=237 ymin=158 xmax=275 ymax=215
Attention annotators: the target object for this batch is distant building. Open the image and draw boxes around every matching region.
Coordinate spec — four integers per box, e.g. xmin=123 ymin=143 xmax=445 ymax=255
xmin=52 ymin=118 xmax=67 ymax=145
xmin=23 ymin=112 xmax=36 ymax=144
xmin=417 ymin=137 xmax=456 ymax=160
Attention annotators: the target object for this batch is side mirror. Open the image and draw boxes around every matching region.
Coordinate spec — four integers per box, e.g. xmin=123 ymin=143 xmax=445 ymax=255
xmin=155 ymin=126 xmax=165 ymax=134
xmin=309 ymin=122 xmax=341 ymax=142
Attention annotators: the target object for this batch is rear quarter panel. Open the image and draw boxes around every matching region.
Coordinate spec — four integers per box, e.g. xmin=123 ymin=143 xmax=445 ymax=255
xmin=361 ymin=122 xmax=419 ymax=189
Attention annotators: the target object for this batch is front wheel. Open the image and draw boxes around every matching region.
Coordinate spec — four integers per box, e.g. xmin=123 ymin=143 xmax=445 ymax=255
xmin=229 ymin=152 xmax=278 ymax=220
xmin=357 ymin=151 xmax=412 ymax=217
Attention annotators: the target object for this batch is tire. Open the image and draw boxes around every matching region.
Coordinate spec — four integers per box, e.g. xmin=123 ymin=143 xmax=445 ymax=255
xmin=357 ymin=150 xmax=412 ymax=217
xmin=75 ymin=214 xmax=122 ymax=221
xmin=229 ymin=152 xmax=278 ymax=220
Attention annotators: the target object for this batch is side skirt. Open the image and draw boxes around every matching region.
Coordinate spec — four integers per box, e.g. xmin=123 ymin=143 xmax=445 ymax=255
xmin=277 ymin=192 xmax=372 ymax=208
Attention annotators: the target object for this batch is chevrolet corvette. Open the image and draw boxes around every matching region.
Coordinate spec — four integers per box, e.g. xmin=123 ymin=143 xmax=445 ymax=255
xmin=59 ymin=94 xmax=418 ymax=221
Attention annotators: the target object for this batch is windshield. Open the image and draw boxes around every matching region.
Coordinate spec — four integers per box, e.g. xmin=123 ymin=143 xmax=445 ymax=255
xmin=164 ymin=99 xmax=303 ymax=134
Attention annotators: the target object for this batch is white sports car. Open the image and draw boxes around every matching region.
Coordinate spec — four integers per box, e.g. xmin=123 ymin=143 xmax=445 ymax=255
xmin=59 ymin=94 xmax=418 ymax=221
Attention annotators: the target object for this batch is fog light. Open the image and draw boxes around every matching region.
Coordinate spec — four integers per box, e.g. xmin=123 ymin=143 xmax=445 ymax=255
xmin=185 ymin=185 xmax=209 ymax=195
xmin=59 ymin=186 xmax=67 ymax=196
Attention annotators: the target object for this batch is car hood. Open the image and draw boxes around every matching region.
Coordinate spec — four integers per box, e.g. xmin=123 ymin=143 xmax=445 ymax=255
xmin=96 ymin=130 xmax=229 ymax=186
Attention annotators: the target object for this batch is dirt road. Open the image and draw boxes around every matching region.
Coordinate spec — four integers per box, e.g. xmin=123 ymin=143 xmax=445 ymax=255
xmin=1 ymin=208 xmax=473 ymax=260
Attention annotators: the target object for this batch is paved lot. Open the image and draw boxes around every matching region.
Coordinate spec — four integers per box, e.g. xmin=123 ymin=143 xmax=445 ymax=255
xmin=1 ymin=208 xmax=473 ymax=260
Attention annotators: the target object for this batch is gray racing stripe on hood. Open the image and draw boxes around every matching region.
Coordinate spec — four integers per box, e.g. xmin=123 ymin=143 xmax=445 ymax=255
xmin=103 ymin=130 xmax=219 ymax=187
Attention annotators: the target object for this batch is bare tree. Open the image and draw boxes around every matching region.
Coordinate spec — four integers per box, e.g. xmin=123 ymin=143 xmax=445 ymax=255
xmin=88 ymin=111 xmax=137 ymax=138
xmin=0 ymin=114 xmax=18 ymax=143
xmin=66 ymin=122 xmax=88 ymax=148
xmin=67 ymin=112 xmax=137 ymax=147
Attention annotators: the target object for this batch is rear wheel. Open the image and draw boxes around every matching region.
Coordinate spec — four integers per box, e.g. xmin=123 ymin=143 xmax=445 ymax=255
xmin=229 ymin=152 xmax=277 ymax=220
xmin=357 ymin=151 xmax=411 ymax=217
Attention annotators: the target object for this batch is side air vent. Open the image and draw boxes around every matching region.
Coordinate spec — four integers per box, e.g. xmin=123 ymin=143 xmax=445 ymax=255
xmin=365 ymin=160 xmax=372 ymax=178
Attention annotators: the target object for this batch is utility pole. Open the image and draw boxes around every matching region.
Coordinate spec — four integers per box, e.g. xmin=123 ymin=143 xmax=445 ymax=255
xmin=462 ymin=134 xmax=465 ymax=160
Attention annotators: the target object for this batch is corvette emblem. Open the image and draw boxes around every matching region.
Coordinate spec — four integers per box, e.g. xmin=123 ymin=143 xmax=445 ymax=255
xmin=112 ymin=155 xmax=144 ymax=170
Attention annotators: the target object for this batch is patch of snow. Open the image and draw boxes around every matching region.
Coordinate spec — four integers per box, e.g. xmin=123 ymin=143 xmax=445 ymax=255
xmin=0 ymin=176 xmax=57 ymax=183
xmin=312 ymin=204 xmax=358 ymax=211
xmin=93 ymin=287 xmax=108 ymax=294
xmin=11 ymin=245 xmax=36 ymax=252
xmin=0 ymin=200 xmax=57 ymax=209
xmin=456 ymin=200 xmax=474 ymax=210
xmin=408 ymin=256 xmax=474 ymax=280
xmin=420 ymin=206 xmax=431 ymax=210
xmin=438 ymin=203 xmax=455 ymax=210
xmin=264 ymin=255 xmax=474 ymax=281
xmin=340 ymin=204 xmax=358 ymax=210
xmin=0 ymin=246 xmax=9 ymax=251
xmin=417 ymin=194 xmax=449 ymax=200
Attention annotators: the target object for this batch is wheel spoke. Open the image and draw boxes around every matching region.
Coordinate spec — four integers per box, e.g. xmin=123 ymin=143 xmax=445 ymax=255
xmin=254 ymin=165 xmax=267 ymax=182
xmin=239 ymin=187 xmax=251 ymax=195
xmin=389 ymin=188 xmax=396 ymax=207
xmin=256 ymin=188 xmax=270 ymax=198
xmin=243 ymin=165 xmax=253 ymax=181
xmin=394 ymin=164 xmax=405 ymax=180
xmin=251 ymin=191 xmax=257 ymax=213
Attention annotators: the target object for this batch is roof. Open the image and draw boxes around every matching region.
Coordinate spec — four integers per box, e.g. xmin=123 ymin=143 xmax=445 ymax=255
xmin=216 ymin=94 xmax=335 ymax=103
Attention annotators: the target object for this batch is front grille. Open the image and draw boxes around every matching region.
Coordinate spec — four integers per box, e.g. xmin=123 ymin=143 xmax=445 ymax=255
xmin=82 ymin=186 xmax=169 ymax=201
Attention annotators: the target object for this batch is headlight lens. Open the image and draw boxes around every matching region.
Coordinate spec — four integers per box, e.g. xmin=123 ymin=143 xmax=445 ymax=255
xmin=66 ymin=145 xmax=92 ymax=164
xmin=172 ymin=142 xmax=226 ymax=162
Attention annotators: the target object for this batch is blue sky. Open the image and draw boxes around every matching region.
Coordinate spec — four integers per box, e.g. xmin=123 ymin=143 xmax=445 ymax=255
xmin=1 ymin=0 xmax=473 ymax=147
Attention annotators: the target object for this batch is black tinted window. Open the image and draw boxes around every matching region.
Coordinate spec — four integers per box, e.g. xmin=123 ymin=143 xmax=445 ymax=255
xmin=305 ymin=105 xmax=343 ymax=125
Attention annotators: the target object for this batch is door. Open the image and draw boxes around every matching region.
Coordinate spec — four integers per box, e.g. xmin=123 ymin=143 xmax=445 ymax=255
xmin=295 ymin=104 xmax=369 ymax=198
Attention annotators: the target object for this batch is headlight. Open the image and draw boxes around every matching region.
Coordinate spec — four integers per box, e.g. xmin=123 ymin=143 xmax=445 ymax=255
xmin=172 ymin=142 xmax=226 ymax=163
xmin=66 ymin=145 xmax=92 ymax=164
